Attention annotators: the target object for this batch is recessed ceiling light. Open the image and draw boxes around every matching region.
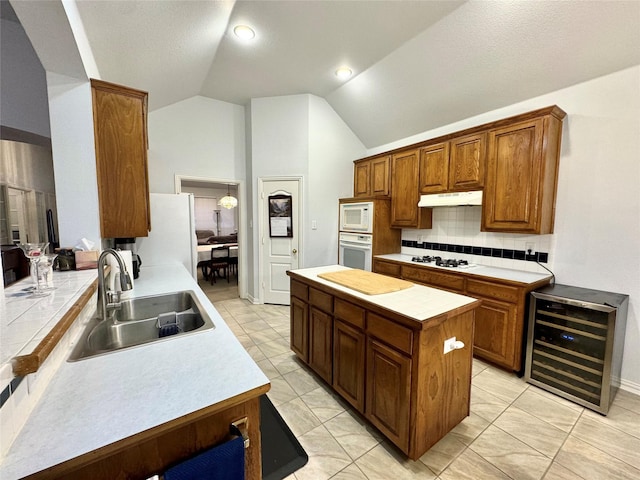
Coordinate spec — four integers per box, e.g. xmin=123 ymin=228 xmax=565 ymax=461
xmin=233 ymin=25 xmax=255 ymax=40
xmin=335 ymin=67 xmax=352 ymax=79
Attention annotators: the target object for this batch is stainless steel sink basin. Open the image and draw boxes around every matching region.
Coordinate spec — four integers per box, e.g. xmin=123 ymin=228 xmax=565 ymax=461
xmin=69 ymin=291 xmax=214 ymax=361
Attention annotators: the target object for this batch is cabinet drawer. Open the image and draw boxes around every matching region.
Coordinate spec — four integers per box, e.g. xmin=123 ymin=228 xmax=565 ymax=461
xmin=402 ymin=266 xmax=465 ymax=292
xmin=335 ymin=299 xmax=365 ymax=330
xmin=373 ymin=260 xmax=402 ymax=278
xmin=367 ymin=313 xmax=413 ymax=355
xmin=310 ymin=287 xmax=333 ymax=313
xmin=291 ymin=280 xmax=308 ymax=301
xmin=467 ymin=279 xmax=519 ymax=303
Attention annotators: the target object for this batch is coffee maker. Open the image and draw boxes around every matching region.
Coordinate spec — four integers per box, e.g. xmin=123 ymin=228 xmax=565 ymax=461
xmin=114 ymin=238 xmax=141 ymax=279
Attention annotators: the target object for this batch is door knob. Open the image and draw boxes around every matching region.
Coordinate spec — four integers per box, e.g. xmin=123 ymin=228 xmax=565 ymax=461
xmin=292 ymin=249 xmax=297 ymax=254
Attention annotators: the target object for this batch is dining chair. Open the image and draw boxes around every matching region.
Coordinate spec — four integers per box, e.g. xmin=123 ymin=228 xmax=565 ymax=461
xmin=208 ymin=246 xmax=230 ymax=284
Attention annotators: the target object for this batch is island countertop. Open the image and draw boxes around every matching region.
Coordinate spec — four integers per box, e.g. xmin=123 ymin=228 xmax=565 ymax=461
xmin=288 ymin=264 xmax=480 ymax=326
xmin=0 ymin=264 xmax=269 ymax=480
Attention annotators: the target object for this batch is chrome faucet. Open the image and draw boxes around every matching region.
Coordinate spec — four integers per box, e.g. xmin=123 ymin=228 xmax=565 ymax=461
xmin=97 ymin=249 xmax=133 ymax=320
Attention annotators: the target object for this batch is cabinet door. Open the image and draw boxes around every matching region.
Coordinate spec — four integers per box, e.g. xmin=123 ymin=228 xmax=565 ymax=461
xmin=333 ymin=320 xmax=365 ymax=411
xmin=391 ymin=149 xmax=431 ymax=229
xmin=366 ymin=339 xmax=411 ymax=452
xmin=419 ymin=142 xmax=449 ymax=194
xmin=309 ymin=307 xmax=333 ymax=383
xmin=290 ymin=297 xmax=308 ymax=362
xmin=354 ymin=160 xmax=371 ymax=197
xmin=91 ymin=79 xmax=150 ymax=238
xmin=483 ymin=119 xmax=543 ymax=233
xmin=370 ymin=156 xmax=390 ymax=196
xmin=473 ymin=297 xmax=518 ymax=370
xmin=449 ymin=132 xmax=486 ymax=191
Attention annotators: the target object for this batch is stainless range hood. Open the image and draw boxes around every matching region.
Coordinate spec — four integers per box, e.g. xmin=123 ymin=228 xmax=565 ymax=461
xmin=418 ymin=190 xmax=483 ymax=207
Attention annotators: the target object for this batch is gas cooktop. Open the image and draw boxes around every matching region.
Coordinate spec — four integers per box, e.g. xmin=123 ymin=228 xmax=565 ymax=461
xmin=410 ymin=256 xmax=476 ymax=269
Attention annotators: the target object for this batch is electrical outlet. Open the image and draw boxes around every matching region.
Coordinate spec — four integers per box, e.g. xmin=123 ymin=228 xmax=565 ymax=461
xmin=417 ymin=235 xmax=424 ymax=244
xmin=443 ymin=336 xmax=457 ymax=354
xmin=311 ymin=220 xmax=317 ymax=230
xmin=525 ymin=242 xmax=535 ymax=255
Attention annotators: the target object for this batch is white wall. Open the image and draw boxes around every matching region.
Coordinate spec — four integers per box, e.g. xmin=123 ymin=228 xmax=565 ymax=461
xmin=46 ymin=73 xmax=100 ymax=248
xmin=0 ymin=17 xmax=50 ymax=138
xmin=308 ymin=95 xmax=366 ymax=266
xmin=369 ymin=66 xmax=640 ymax=394
xmin=147 ymin=96 xmax=246 ymax=194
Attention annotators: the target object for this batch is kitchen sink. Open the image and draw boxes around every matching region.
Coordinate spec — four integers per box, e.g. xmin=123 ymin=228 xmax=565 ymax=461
xmin=68 ymin=291 xmax=214 ymax=361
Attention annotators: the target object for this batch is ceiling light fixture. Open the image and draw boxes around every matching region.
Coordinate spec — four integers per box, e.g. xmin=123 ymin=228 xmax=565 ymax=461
xmin=218 ymin=184 xmax=238 ymax=210
xmin=233 ymin=25 xmax=255 ymax=40
xmin=335 ymin=66 xmax=353 ymax=79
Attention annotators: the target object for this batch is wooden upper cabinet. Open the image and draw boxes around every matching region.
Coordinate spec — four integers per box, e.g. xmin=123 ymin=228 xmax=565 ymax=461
xmin=419 ymin=133 xmax=486 ymax=194
xmin=353 ymin=156 xmax=390 ymax=197
xmin=482 ymin=108 xmax=565 ymax=234
xmin=91 ymin=79 xmax=150 ymax=238
xmin=391 ymin=150 xmax=432 ymax=229
xmin=419 ymin=142 xmax=450 ymax=193
xmin=449 ymin=132 xmax=486 ymax=191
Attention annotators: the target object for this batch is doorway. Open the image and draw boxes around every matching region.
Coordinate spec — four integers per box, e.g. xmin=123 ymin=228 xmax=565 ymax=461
xmin=259 ymin=177 xmax=302 ymax=305
xmin=175 ymin=175 xmax=246 ymax=300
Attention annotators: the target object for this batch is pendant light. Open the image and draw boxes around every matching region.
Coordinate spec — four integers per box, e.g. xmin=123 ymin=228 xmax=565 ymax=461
xmin=218 ymin=184 xmax=238 ymax=210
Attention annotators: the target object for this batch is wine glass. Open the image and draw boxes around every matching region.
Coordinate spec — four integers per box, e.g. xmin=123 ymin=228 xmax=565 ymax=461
xmin=17 ymin=242 xmax=50 ymax=296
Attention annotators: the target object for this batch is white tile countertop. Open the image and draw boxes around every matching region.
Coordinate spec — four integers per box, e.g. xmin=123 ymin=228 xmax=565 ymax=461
xmin=289 ymin=265 xmax=479 ymax=323
xmin=0 ymin=264 xmax=269 ymax=480
xmin=376 ymin=253 xmax=552 ymax=285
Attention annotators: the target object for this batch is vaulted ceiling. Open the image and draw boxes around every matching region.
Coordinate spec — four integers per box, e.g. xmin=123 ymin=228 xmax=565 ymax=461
xmin=9 ymin=0 xmax=640 ymax=148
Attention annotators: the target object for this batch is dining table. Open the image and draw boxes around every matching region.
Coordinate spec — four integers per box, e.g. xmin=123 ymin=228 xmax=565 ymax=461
xmin=196 ymin=243 xmax=238 ymax=279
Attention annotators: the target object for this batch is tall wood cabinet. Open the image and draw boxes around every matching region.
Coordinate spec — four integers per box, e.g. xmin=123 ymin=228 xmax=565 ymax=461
xmin=354 ymin=155 xmax=390 ymax=197
xmin=482 ymin=107 xmax=565 ymax=234
xmin=91 ymin=79 xmax=150 ymax=238
xmin=390 ymin=150 xmax=432 ymax=229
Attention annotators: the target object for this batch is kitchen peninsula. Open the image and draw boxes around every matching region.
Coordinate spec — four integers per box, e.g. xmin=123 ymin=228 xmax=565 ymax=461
xmin=0 ymin=265 xmax=269 ymax=480
xmin=287 ymin=265 xmax=481 ymax=460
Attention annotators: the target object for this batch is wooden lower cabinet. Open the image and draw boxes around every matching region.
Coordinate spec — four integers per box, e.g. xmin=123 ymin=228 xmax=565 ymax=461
xmin=373 ymin=259 xmax=550 ymax=372
xmin=365 ymin=339 xmax=411 ymax=452
xmin=288 ymin=274 xmax=478 ymax=460
xmin=473 ymin=298 xmax=518 ymax=368
xmin=309 ymin=307 xmax=333 ymax=383
xmin=333 ymin=320 xmax=366 ymax=411
xmin=29 ymin=395 xmax=264 ymax=480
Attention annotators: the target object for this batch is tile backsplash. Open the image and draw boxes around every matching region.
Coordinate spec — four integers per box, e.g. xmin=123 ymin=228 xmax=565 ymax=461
xmin=402 ymin=206 xmax=554 ymax=273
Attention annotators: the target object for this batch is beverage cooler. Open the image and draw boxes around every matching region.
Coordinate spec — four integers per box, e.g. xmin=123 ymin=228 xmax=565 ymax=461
xmin=524 ymin=284 xmax=628 ymax=414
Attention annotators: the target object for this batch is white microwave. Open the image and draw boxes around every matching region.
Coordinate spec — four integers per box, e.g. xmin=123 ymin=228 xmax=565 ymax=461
xmin=339 ymin=201 xmax=373 ymax=233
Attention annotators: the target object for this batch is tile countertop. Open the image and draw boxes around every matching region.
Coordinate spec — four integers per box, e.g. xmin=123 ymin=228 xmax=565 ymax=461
xmin=289 ymin=265 xmax=479 ymax=323
xmin=0 ymin=264 xmax=269 ymax=480
xmin=376 ymin=253 xmax=552 ymax=285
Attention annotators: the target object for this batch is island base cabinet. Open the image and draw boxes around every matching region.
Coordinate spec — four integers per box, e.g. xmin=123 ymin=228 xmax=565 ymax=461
xmin=365 ymin=339 xmax=411 ymax=453
xmin=28 ymin=396 xmax=262 ymax=480
xmin=290 ymin=296 xmax=309 ymax=362
xmin=333 ymin=320 xmax=366 ymax=411
xmin=308 ymin=307 xmax=333 ymax=384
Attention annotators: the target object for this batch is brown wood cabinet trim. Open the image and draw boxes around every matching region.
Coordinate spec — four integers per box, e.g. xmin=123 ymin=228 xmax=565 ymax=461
xmin=354 ymin=106 xmax=566 ymax=162
xmin=90 ymin=78 xmax=148 ymax=99
xmin=12 ymin=279 xmax=98 ymax=376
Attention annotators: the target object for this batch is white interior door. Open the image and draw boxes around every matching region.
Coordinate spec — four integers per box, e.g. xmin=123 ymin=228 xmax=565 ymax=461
xmin=261 ymin=178 xmax=301 ymax=305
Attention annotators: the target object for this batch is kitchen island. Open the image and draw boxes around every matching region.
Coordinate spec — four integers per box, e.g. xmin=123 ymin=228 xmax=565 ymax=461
xmin=287 ymin=265 xmax=481 ymax=460
xmin=0 ymin=264 xmax=269 ymax=480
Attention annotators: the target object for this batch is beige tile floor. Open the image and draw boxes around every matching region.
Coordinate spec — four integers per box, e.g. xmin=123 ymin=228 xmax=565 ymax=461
xmin=199 ymin=278 xmax=640 ymax=480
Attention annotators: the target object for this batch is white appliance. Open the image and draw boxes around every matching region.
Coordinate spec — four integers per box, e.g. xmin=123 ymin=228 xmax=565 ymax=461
xmin=339 ymin=201 xmax=374 ymax=233
xmin=339 ymin=232 xmax=373 ymax=271
xmin=418 ymin=190 xmax=483 ymax=207
xmin=136 ymin=193 xmax=198 ymax=278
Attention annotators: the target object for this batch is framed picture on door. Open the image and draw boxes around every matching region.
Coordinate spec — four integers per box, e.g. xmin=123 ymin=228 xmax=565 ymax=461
xmin=268 ymin=194 xmax=293 ymax=237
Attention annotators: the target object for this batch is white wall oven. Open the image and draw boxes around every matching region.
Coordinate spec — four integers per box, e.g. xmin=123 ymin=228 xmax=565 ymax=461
xmin=339 ymin=232 xmax=372 ymax=271
xmin=339 ymin=201 xmax=373 ymax=234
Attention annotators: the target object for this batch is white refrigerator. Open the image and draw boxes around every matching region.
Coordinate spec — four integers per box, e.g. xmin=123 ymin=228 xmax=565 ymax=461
xmin=136 ymin=193 xmax=198 ymax=279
